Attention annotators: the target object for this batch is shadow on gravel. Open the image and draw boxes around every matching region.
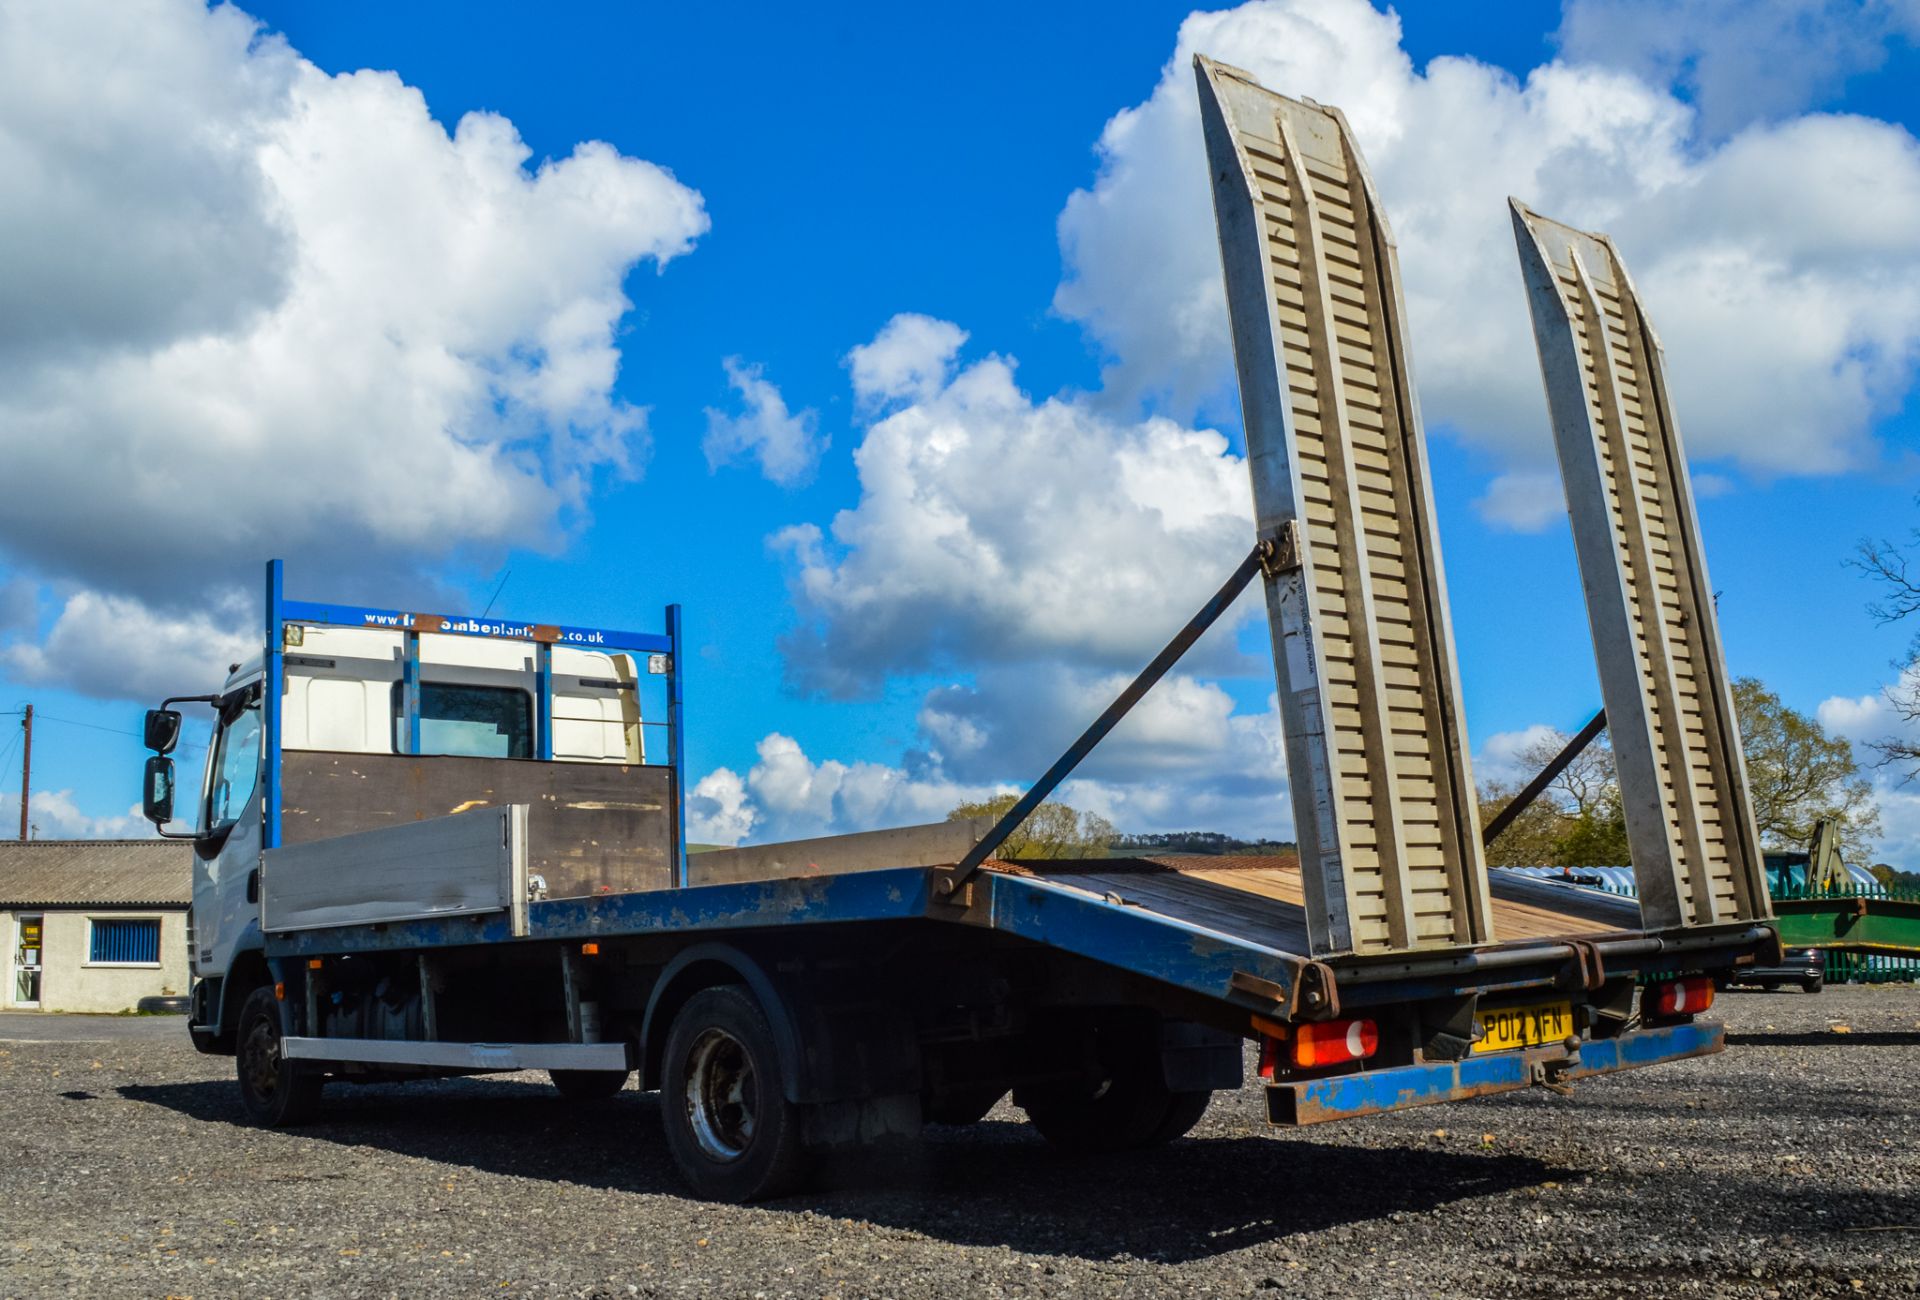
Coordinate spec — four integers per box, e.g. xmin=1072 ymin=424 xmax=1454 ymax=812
xmin=1726 ymin=1031 xmax=1920 ymax=1047
xmin=116 ymin=1078 xmax=1554 ymax=1262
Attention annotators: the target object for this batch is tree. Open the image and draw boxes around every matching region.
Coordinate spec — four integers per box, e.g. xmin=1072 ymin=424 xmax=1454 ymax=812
xmin=1554 ymin=805 xmax=1632 ymax=867
xmin=1476 ymin=683 xmax=1871 ymax=867
xmin=1870 ymin=863 xmax=1920 ymax=891
xmin=1732 ymin=676 xmax=1879 ymax=859
xmin=1477 ymin=780 xmax=1564 ymax=868
xmin=1479 ymin=726 xmax=1627 ymax=867
xmin=1853 ymin=530 xmax=1920 ymax=774
xmin=946 ymin=795 xmax=1113 ymax=860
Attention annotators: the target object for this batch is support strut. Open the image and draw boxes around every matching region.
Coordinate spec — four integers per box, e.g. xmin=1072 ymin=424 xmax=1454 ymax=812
xmin=1481 ymin=708 xmax=1606 ymax=849
xmin=942 ymin=539 xmax=1276 ymax=891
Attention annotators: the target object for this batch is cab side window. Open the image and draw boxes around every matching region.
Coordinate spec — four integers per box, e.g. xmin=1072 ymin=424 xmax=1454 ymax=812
xmin=205 ymin=692 xmax=263 ymax=833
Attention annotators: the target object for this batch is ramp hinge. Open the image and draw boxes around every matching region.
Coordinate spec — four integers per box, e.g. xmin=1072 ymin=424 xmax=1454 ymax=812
xmin=1258 ymin=522 xmax=1302 ymax=578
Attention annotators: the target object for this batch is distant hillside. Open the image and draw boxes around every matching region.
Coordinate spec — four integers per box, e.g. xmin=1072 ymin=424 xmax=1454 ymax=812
xmin=1110 ymin=831 xmax=1298 ymax=857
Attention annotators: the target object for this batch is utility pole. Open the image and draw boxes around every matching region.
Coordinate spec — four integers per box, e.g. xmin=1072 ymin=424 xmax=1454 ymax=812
xmin=18 ymin=704 xmax=29 ymax=841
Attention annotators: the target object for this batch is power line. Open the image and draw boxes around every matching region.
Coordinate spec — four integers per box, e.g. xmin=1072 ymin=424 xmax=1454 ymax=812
xmin=32 ymin=712 xmax=206 ymax=752
xmin=481 ymin=568 xmax=513 ymax=618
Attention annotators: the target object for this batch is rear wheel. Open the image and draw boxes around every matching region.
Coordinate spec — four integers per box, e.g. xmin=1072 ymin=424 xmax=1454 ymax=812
xmin=1146 ymin=1089 xmax=1214 ymax=1144
xmin=1015 ymin=1024 xmax=1199 ymax=1154
xmin=923 ymin=1084 xmax=1006 ymax=1127
xmin=661 ymin=986 xmax=810 ymax=1202
xmin=235 ymin=986 xmax=322 ymax=1126
xmin=1804 ymin=975 xmax=1825 ymax=994
xmin=549 ymin=1068 xmax=631 ymax=1100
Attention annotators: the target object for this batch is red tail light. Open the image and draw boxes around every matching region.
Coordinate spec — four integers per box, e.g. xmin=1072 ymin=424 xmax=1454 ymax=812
xmin=1649 ymin=976 xmax=1715 ymax=1017
xmin=1292 ymin=1018 xmax=1379 ymax=1068
xmin=1258 ymin=1035 xmax=1280 ymax=1080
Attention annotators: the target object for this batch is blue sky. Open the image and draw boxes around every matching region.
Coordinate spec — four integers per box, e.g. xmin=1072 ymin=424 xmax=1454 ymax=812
xmin=3 ymin=0 xmax=1919 ymax=853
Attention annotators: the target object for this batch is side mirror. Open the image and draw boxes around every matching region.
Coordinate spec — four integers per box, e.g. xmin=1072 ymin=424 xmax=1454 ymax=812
xmin=142 ymin=755 xmax=176 ymax=826
xmin=144 ymin=708 xmax=183 ymax=754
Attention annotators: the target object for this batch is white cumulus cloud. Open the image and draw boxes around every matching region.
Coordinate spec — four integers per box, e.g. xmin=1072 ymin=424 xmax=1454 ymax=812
xmin=687 ymin=767 xmax=758 ymax=847
xmin=4 ymin=588 xmax=256 ymax=702
xmin=702 ymin=358 xmax=826 ymax=487
xmin=741 ymin=732 xmax=993 ymax=843
xmin=0 ymin=788 xmax=155 ymax=841
xmin=846 ymin=313 xmax=970 ymax=410
xmin=1052 ymin=0 xmax=1920 ymax=498
xmin=1556 ymin=0 xmax=1920 ymax=138
xmin=778 ymin=319 xmax=1256 ymax=696
xmin=0 ymin=0 xmax=708 ymax=698
xmin=695 ymin=682 xmax=1294 ymax=845
xmin=1474 ymin=472 xmax=1568 ymax=534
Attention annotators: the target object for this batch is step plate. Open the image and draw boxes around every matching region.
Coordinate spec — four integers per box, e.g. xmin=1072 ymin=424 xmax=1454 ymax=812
xmin=1196 ymin=57 xmax=1493 ymax=957
xmin=1510 ymin=202 xmax=1770 ymax=929
xmin=283 ymin=1037 xmax=630 ymax=1072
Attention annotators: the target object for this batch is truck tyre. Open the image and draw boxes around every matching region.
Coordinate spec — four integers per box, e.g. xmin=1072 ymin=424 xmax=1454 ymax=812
xmin=1016 ymin=1075 xmax=1165 ymax=1152
xmin=1145 ymin=1089 xmax=1213 ymax=1145
xmin=235 ymin=986 xmax=322 ymax=1127
xmin=660 ymin=985 xmax=810 ymax=1202
xmin=1015 ymin=1024 xmax=1197 ymax=1155
xmin=924 ymin=1085 xmax=1006 ymax=1127
xmin=549 ymin=1068 xmax=631 ymax=1100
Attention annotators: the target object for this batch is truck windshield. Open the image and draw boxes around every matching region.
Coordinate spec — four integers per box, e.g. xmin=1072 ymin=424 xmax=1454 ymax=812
xmin=391 ymin=683 xmax=532 ymax=759
xmin=205 ymin=692 xmax=262 ymax=833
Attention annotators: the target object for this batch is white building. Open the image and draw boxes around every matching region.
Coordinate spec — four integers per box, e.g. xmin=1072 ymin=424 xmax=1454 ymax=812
xmin=2 ymin=840 xmax=192 ymax=1014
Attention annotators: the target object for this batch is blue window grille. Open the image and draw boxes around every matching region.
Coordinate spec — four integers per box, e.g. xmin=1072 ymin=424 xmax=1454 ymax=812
xmin=90 ymin=919 xmax=160 ymax=964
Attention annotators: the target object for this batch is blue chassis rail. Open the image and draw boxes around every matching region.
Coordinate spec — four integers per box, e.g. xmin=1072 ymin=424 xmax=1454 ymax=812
xmin=266 ymin=867 xmax=1322 ymax=1018
xmin=265 ymin=867 xmax=1728 ymax=1126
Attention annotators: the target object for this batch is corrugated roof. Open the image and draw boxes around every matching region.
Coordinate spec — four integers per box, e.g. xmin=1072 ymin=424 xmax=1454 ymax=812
xmin=0 ymin=839 xmax=192 ymax=906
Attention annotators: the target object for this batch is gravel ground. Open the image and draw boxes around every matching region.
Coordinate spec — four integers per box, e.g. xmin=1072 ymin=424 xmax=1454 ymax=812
xmin=3 ymin=986 xmax=1918 ymax=1300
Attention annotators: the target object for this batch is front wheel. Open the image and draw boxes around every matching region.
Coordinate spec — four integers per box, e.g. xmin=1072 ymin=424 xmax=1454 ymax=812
xmin=235 ymin=986 xmax=323 ymax=1126
xmin=660 ymin=986 xmax=811 ymax=1202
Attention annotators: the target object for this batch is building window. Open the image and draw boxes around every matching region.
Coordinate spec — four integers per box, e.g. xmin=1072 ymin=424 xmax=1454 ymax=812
xmin=89 ymin=918 xmax=161 ymax=965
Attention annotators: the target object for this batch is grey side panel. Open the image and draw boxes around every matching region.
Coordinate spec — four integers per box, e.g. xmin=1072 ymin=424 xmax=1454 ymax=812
xmin=690 ymin=818 xmax=989 ymax=887
xmin=283 ymin=1037 xmax=629 ymax=1071
xmin=1195 ymin=56 xmax=1493 ymax=956
xmin=263 ymin=805 xmax=529 ymax=935
xmin=1510 ymin=201 xmax=1770 ymax=928
xmin=282 ymin=750 xmax=675 ymax=898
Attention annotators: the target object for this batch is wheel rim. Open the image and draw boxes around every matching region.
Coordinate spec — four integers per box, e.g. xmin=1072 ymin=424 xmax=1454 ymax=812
xmin=683 ymin=1026 xmax=755 ymax=1162
xmin=241 ymin=1017 xmax=282 ymax=1100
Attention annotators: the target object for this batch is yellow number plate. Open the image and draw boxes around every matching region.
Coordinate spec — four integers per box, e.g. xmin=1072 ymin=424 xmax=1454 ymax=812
xmin=1472 ymin=1000 xmax=1574 ymax=1054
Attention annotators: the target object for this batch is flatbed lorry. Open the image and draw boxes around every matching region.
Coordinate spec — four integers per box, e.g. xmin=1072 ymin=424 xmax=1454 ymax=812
xmin=139 ymin=63 xmax=1780 ymax=1202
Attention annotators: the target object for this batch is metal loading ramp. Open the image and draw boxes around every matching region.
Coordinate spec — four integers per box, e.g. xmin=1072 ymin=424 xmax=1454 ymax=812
xmin=1510 ymin=203 xmax=1771 ymax=931
xmin=1195 ymin=57 xmax=1492 ymax=958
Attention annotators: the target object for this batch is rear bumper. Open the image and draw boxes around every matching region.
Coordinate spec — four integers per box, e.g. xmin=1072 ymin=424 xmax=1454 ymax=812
xmin=1266 ymin=1020 xmax=1723 ymax=1126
